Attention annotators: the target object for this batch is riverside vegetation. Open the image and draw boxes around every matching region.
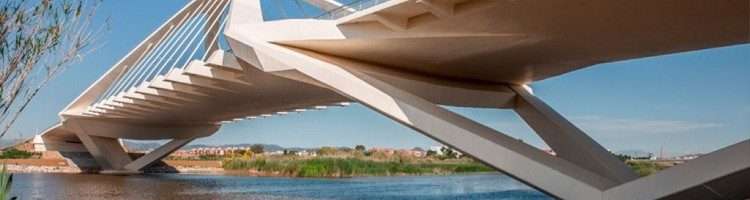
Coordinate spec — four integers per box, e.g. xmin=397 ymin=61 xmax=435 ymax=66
xmin=224 ymin=157 xmax=495 ymax=177
xmin=163 ymin=146 xmax=676 ymax=178
xmin=0 ymin=145 xmax=670 ymax=178
xmin=168 ymin=146 xmax=497 ymax=178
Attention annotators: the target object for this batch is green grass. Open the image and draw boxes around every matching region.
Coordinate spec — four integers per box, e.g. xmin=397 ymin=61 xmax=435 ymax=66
xmin=627 ymin=161 xmax=672 ymax=176
xmin=223 ymin=157 xmax=495 ymax=177
xmin=0 ymin=148 xmax=39 ymax=159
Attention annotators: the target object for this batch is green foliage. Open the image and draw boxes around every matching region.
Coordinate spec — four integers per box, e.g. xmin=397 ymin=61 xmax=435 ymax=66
xmin=0 ymin=0 xmax=106 ymax=139
xmin=426 ymin=150 xmax=437 ymax=157
xmin=299 ymin=161 xmax=327 ymax=177
xmin=615 ymin=154 xmax=631 ymax=162
xmin=0 ymin=148 xmax=37 ymax=159
xmin=627 ymin=161 xmax=671 ymax=176
xmin=250 ymin=144 xmax=264 ymax=154
xmin=440 ymin=146 xmax=459 ymax=158
xmin=355 ymin=145 xmax=365 ymax=151
xmin=316 ymin=147 xmax=340 ymax=156
xmin=197 ymin=154 xmax=223 ymax=161
xmin=0 ymin=162 xmax=16 ymax=200
xmin=370 ymin=152 xmax=389 ymax=160
xmin=223 ymin=157 xmax=495 ymax=178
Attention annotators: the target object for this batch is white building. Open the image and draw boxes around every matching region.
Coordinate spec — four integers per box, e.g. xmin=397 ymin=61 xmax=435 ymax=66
xmin=429 ymin=145 xmax=462 ymax=157
xmin=296 ymin=150 xmax=317 ymax=157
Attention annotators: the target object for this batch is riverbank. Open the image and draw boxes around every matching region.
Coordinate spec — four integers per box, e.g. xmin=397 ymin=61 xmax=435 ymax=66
xmin=0 ymin=146 xmax=669 ymax=177
xmin=3 ymin=158 xmax=495 ymax=178
xmin=1 ymin=152 xmax=496 ymax=177
xmin=2 ymin=159 xmax=225 ymax=174
xmin=626 ymin=160 xmax=674 ymax=176
xmin=222 ymin=157 xmax=496 ymax=177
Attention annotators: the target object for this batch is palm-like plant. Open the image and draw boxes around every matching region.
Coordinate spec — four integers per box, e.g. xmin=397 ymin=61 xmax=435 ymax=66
xmin=0 ymin=0 xmax=107 ymax=140
xmin=0 ymin=162 xmax=15 ymax=200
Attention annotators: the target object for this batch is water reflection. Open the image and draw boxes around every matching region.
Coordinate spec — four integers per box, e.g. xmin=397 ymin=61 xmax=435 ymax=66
xmin=10 ymin=173 xmax=550 ymax=200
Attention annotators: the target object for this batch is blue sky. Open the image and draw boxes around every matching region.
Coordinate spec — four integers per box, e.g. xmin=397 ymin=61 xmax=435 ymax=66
xmin=8 ymin=1 xmax=749 ymax=157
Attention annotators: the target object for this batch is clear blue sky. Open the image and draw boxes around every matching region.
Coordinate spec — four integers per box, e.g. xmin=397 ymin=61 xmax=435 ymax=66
xmin=9 ymin=1 xmax=749 ymax=157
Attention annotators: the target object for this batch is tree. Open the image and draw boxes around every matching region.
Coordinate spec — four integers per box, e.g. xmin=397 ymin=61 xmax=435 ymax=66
xmin=441 ymin=146 xmax=459 ymax=159
xmin=426 ymin=150 xmax=437 ymax=157
xmin=316 ymin=147 xmax=338 ymax=155
xmin=615 ymin=154 xmax=632 ymax=162
xmin=355 ymin=145 xmax=365 ymax=151
xmin=0 ymin=0 xmax=106 ymax=139
xmin=250 ymin=144 xmax=264 ymax=154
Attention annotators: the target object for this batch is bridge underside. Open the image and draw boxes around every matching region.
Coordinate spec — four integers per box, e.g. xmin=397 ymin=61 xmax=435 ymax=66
xmin=36 ymin=0 xmax=749 ymax=199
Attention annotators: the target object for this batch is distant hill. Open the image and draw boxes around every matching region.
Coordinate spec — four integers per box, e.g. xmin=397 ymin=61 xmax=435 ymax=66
xmin=123 ymin=141 xmax=312 ymax=152
xmin=122 ymin=141 xmax=163 ymax=151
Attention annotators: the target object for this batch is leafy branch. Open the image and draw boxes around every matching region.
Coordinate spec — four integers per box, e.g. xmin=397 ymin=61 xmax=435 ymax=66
xmin=0 ymin=0 xmax=108 ymax=139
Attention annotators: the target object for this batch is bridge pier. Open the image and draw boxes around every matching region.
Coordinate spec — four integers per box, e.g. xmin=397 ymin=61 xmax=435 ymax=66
xmin=225 ymin=38 xmax=749 ymax=198
xmin=32 ymin=0 xmax=747 ymax=198
xmin=62 ymin=117 xmax=219 ymax=174
xmin=237 ymin=46 xmax=624 ymax=199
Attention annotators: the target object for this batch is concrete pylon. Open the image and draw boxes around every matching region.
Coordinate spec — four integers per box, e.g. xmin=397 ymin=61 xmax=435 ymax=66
xmin=62 ymin=117 xmax=219 ymax=173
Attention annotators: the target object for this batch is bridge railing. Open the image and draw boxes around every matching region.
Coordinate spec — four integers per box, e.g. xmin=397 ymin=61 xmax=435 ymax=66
xmin=313 ymin=0 xmax=390 ymax=20
xmin=263 ymin=0 xmax=391 ymax=21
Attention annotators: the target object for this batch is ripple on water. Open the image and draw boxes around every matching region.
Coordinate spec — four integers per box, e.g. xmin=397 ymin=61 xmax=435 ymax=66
xmin=9 ymin=173 xmax=551 ymax=200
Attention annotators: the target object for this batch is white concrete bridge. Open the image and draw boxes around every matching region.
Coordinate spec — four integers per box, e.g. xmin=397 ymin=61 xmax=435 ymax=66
xmin=36 ymin=0 xmax=748 ymax=199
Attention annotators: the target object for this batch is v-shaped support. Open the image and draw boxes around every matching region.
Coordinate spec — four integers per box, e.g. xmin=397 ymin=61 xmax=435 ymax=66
xmin=63 ymin=117 xmax=219 ymax=174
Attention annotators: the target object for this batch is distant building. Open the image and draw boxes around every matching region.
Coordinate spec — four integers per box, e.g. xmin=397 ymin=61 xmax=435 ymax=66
xmin=296 ymin=150 xmax=317 ymax=157
xmin=676 ymin=154 xmax=700 ymax=160
xmin=396 ymin=149 xmax=426 ymax=157
xmin=169 ymin=150 xmax=191 ymax=158
xmin=429 ymin=146 xmax=443 ymax=155
xmin=165 ymin=146 xmax=252 ymax=157
xmin=429 ymin=145 xmax=462 ymax=157
xmin=32 ymin=134 xmax=45 ymax=152
xmin=370 ymin=148 xmax=395 ymax=155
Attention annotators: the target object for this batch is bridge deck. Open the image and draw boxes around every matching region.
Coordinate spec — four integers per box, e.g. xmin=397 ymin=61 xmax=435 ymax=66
xmin=36 ymin=0 xmax=749 ymax=199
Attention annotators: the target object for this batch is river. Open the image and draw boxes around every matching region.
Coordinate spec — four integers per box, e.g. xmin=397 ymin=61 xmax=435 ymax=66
xmin=9 ymin=173 xmax=551 ymax=199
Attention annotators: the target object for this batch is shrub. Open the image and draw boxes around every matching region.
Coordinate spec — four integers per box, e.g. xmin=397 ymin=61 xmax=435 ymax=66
xmin=0 ymin=148 xmax=36 ymax=159
xmin=299 ymin=161 xmax=327 ymax=177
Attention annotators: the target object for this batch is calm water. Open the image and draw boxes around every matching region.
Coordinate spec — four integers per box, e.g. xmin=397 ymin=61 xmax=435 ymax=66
xmin=9 ymin=173 xmax=551 ymax=200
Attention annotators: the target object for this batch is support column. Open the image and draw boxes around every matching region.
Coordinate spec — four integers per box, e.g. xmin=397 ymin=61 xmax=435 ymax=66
xmin=604 ymin=140 xmax=750 ymax=199
xmin=66 ymin=118 xmax=133 ymax=171
xmin=511 ymin=85 xmax=639 ymax=183
xmin=124 ymin=136 xmax=199 ymax=171
xmin=265 ymin=48 xmax=618 ymax=199
xmin=62 ymin=117 xmax=220 ymax=174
